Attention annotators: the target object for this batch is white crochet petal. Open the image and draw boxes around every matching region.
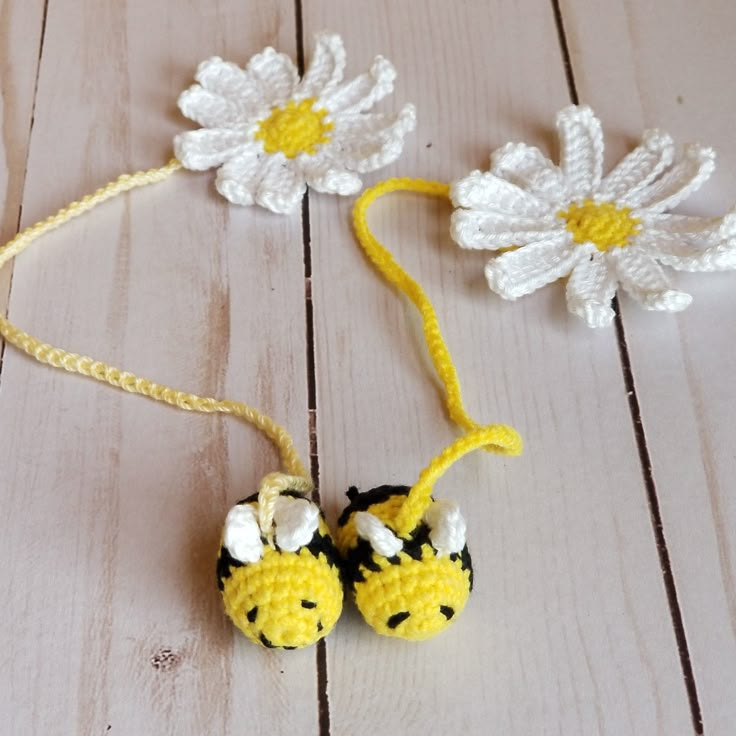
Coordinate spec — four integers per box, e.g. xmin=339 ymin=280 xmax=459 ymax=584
xmin=565 ymin=254 xmax=618 ymax=328
xmin=213 ymin=148 xmax=309 ymax=212
xmin=647 ymin=240 xmax=736 ymax=272
xmin=556 ymin=104 xmax=604 ymax=198
xmin=321 ymin=55 xmax=396 ymax=114
xmin=297 ymin=32 xmax=346 ymax=99
xmin=273 ymin=496 xmax=320 ymax=552
xmin=302 ymin=157 xmax=363 ymax=195
xmin=484 ymin=235 xmax=586 ymax=300
xmin=636 ymin=212 xmax=736 ymax=271
xmin=450 ymin=209 xmax=561 ymax=250
xmin=178 ymin=86 xmax=251 ymax=129
xmin=194 ymin=57 xmax=267 ymax=117
xmin=174 ymin=129 xmax=251 ymax=171
xmin=254 ymin=156 xmax=307 ymax=214
xmin=599 ymin=129 xmax=675 ymax=203
xmin=223 ymin=504 xmax=264 ymax=564
xmin=640 ymin=210 xmax=734 ymax=246
xmin=609 ymin=248 xmax=692 ymax=310
xmin=631 ymin=143 xmax=716 ymax=212
xmin=451 ymin=170 xmax=553 ymax=217
xmin=450 ymin=103 xmax=731 ymax=325
xmin=214 ymin=146 xmax=264 ymax=205
xmin=244 ymin=46 xmax=299 ymax=106
xmin=176 ymin=36 xmax=413 ymax=211
xmin=330 ymin=105 xmax=416 ymax=172
xmin=490 ymin=142 xmax=567 ymax=205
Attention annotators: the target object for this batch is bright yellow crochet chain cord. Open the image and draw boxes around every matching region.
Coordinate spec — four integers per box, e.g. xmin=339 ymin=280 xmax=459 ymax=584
xmin=0 ymin=159 xmax=311 ymax=535
xmin=353 ymin=178 xmax=522 ymax=538
xmin=0 ymin=164 xmax=521 ymax=541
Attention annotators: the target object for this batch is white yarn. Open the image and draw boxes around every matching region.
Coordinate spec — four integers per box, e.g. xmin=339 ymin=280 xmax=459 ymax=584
xmin=450 ymin=104 xmax=736 ymax=328
xmin=273 ymin=496 xmax=320 ymax=552
xmin=354 ymin=511 xmax=404 ymax=557
xmin=174 ymin=31 xmax=416 ymax=214
xmin=223 ymin=504 xmax=264 ymax=563
xmin=423 ymin=500 xmax=467 ymax=557
xmin=223 ymin=496 xmax=321 ymax=559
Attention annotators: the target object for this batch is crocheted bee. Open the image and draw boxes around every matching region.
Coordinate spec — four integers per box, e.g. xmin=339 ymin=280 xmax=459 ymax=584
xmin=217 ymin=490 xmax=343 ymax=649
xmin=336 ymin=485 xmax=473 ymax=640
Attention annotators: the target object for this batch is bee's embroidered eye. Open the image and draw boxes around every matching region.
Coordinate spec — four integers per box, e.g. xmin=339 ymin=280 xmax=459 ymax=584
xmin=440 ymin=605 xmax=455 ymax=620
xmin=301 ymin=600 xmax=317 ymax=609
xmin=247 ymin=606 xmax=258 ymax=623
xmin=387 ymin=611 xmax=411 ymax=629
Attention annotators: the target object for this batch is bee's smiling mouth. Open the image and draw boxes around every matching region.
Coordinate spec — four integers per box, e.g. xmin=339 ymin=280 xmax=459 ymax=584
xmin=387 ymin=611 xmax=411 ymax=629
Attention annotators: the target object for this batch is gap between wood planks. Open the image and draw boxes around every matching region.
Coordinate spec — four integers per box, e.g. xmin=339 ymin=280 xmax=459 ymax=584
xmin=0 ymin=0 xmax=50 ymax=389
xmin=0 ymin=4 xmax=333 ymax=731
xmin=294 ymin=2 xmax=332 ymax=735
xmin=4 ymin=4 xmax=700 ymax=733
xmin=550 ymin=0 xmax=703 ymax=732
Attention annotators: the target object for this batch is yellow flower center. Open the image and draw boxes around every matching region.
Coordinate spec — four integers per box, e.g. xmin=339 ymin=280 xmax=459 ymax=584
xmin=255 ymin=98 xmax=333 ymax=159
xmin=558 ymin=199 xmax=641 ymax=252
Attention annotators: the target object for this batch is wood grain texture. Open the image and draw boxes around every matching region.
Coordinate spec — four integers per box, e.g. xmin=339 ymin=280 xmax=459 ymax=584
xmin=0 ymin=2 xmax=319 ymax=734
xmin=562 ymin=0 xmax=736 ymax=732
xmin=304 ymin=1 xmax=693 ymax=733
xmin=0 ymin=0 xmax=46 ymax=332
xmin=3 ymin=0 xmax=735 ymax=733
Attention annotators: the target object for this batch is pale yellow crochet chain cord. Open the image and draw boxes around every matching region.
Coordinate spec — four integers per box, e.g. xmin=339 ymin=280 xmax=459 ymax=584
xmin=353 ymin=178 xmax=523 ymax=537
xmin=0 ymin=159 xmax=311 ymax=534
xmin=0 ymin=162 xmax=522 ymax=541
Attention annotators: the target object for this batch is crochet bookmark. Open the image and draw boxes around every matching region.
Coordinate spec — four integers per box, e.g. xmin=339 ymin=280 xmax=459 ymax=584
xmin=0 ymin=162 xmax=344 ymax=649
xmin=339 ymin=179 xmax=522 ymax=641
xmin=0 ymin=32 xmax=417 ymax=650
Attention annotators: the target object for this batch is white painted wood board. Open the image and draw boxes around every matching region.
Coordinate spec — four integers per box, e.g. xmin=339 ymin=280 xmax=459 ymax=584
xmin=2 ymin=0 xmax=734 ymax=733
xmin=0 ymin=0 xmax=46 ymax=317
xmin=562 ymin=0 xmax=736 ymax=732
xmin=305 ymin=1 xmax=695 ymax=733
xmin=0 ymin=1 xmax=319 ymax=734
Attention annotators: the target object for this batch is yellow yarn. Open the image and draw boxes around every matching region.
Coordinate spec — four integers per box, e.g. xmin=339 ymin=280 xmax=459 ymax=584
xmin=0 ymin=159 xmax=351 ymax=648
xmin=220 ymin=513 xmax=343 ymax=648
xmin=394 ymin=425 xmax=521 ymax=538
xmin=256 ymin=472 xmax=314 ymax=539
xmin=558 ymin=198 xmax=641 ymax=252
xmin=352 ymin=178 xmax=523 ymax=536
xmin=334 ymin=485 xmax=473 ymax=641
xmin=0 ymin=159 xmax=310 ymax=486
xmin=335 ymin=483 xmax=474 ymax=641
xmin=0 ymin=160 xmax=525 ymax=648
xmin=352 ymin=544 xmax=470 ymax=640
xmin=336 ymin=492 xmax=406 ymax=554
xmin=255 ymin=98 xmax=333 ymax=158
xmin=343 ymin=179 xmax=524 ymax=641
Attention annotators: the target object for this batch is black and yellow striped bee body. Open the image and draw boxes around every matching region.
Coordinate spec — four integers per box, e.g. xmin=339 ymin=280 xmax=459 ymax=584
xmin=336 ymin=485 xmax=473 ymax=640
xmin=217 ymin=490 xmax=343 ymax=649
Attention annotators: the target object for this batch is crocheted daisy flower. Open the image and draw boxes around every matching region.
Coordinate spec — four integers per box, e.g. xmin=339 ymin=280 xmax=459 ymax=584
xmin=174 ymin=32 xmax=416 ymax=214
xmin=450 ymin=105 xmax=736 ymax=327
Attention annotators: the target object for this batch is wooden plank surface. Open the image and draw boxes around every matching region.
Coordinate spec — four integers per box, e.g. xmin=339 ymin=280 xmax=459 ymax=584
xmin=0 ymin=0 xmax=46 ymax=330
xmin=0 ymin=2 xmax=319 ymax=734
xmin=562 ymin=0 xmax=736 ymax=732
xmin=1 ymin=0 xmax=734 ymax=733
xmin=304 ymin=1 xmax=695 ymax=733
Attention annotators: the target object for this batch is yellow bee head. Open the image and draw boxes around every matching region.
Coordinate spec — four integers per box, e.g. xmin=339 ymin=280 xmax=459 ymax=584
xmin=336 ymin=485 xmax=472 ymax=641
xmin=217 ymin=491 xmax=343 ymax=649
